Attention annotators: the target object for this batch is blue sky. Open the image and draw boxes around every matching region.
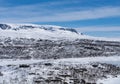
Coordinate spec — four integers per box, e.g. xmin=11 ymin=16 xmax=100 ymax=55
xmin=0 ymin=0 xmax=120 ymax=37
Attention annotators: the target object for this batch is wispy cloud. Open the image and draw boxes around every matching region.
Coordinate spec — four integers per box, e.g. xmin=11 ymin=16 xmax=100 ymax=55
xmin=0 ymin=3 xmax=120 ymax=23
xmin=75 ymin=26 xmax=120 ymax=32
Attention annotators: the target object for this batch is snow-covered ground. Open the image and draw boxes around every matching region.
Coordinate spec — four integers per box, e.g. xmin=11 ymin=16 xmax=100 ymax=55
xmin=0 ymin=59 xmax=45 ymax=66
xmin=0 ymin=23 xmax=120 ymax=84
xmin=97 ymin=75 xmax=120 ymax=84
xmin=56 ymin=56 xmax=120 ymax=66
xmin=0 ymin=56 xmax=120 ymax=66
xmin=0 ymin=56 xmax=120 ymax=84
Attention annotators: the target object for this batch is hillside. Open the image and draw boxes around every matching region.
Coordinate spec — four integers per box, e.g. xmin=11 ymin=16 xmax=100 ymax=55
xmin=0 ymin=23 xmax=120 ymax=84
xmin=0 ymin=23 xmax=120 ymax=59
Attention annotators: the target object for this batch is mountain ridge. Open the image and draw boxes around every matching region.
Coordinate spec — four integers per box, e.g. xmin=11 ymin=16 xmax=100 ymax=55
xmin=0 ymin=23 xmax=85 ymax=40
xmin=0 ymin=23 xmax=78 ymax=33
xmin=0 ymin=23 xmax=120 ymax=42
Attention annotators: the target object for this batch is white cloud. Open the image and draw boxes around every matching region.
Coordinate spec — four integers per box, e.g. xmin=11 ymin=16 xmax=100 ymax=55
xmin=75 ymin=26 xmax=120 ymax=32
xmin=0 ymin=5 xmax=120 ymax=23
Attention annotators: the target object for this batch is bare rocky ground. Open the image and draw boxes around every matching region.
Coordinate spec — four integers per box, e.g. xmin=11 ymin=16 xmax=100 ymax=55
xmin=0 ymin=59 xmax=120 ymax=84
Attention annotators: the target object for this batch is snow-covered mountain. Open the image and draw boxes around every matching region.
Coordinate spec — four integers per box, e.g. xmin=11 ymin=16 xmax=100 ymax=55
xmin=0 ymin=23 xmax=120 ymax=41
xmin=0 ymin=23 xmax=120 ymax=59
xmin=0 ymin=23 xmax=78 ymax=33
xmin=0 ymin=23 xmax=84 ymax=40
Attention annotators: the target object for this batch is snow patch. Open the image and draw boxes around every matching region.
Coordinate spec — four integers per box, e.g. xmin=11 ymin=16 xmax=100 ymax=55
xmin=97 ymin=75 xmax=120 ymax=84
xmin=0 ymin=56 xmax=120 ymax=66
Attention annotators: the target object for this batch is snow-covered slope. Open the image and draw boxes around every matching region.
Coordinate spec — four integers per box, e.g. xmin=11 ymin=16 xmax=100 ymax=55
xmin=0 ymin=23 xmax=84 ymax=40
xmin=0 ymin=23 xmax=120 ymax=84
xmin=0 ymin=23 xmax=120 ymax=59
xmin=0 ymin=56 xmax=120 ymax=84
xmin=0 ymin=23 xmax=120 ymax=41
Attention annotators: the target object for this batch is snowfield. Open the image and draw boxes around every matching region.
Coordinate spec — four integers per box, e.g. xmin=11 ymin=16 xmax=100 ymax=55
xmin=0 ymin=56 xmax=120 ymax=66
xmin=0 ymin=56 xmax=120 ymax=84
xmin=55 ymin=56 xmax=120 ymax=66
xmin=97 ymin=75 xmax=120 ymax=84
